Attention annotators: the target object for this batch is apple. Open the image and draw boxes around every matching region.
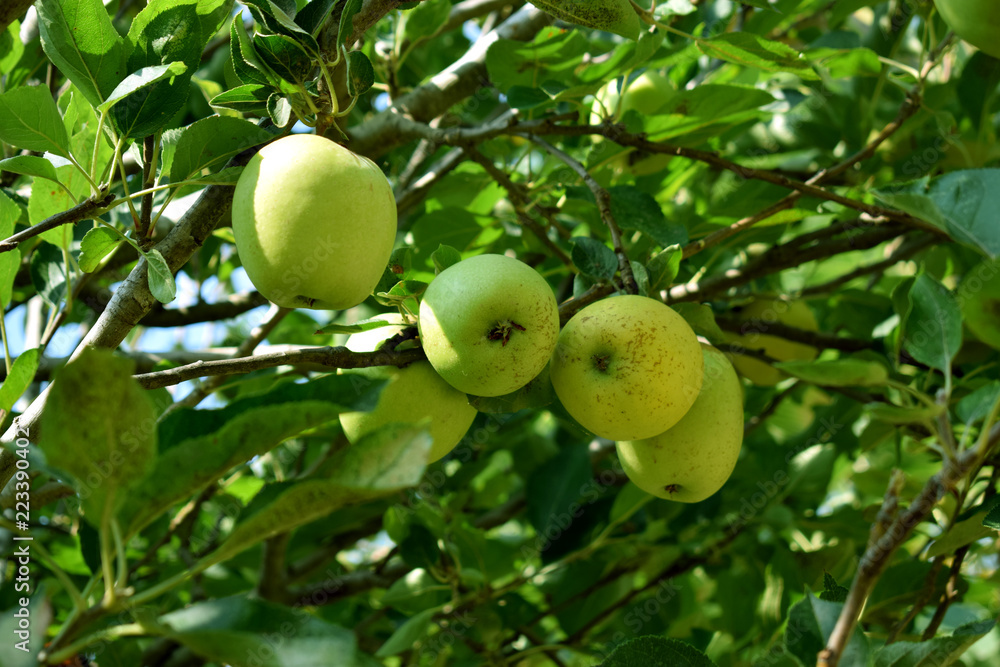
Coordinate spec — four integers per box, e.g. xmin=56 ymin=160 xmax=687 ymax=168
xmin=339 ymin=315 xmax=478 ymax=462
xmin=959 ymin=261 xmax=1000 ymax=350
xmin=591 ymin=70 xmax=676 ymax=176
xmin=723 ymin=298 xmax=818 ymax=386
xmin=232 ymin=134 xmax=397 ymax=310
xmin=617 ymin=344 xmax=744 ymax=502
xmin=417 ymin=254 xmax=560 ymax=397
xmin=935 ymin=0 xmax=1000 ymax=59
xmin=549 ymin=295 xmax=704 ymax=441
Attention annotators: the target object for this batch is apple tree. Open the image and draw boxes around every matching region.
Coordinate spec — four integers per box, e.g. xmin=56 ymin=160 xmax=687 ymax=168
xmin=1 ymin=0 xmax=1000 ymax=665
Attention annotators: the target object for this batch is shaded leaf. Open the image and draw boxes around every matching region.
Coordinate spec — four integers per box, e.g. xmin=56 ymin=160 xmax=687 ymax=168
xmin=599 ymin=636 xmax=717 ymax=666
xmin=572 ymin=237 xmax=617 ymax=280
xmin=0 ymin=348 xmax=40 ymax=414
xmin=347 ymin=50 xmax=375 ymax=97
xmin=773 ymin=359 xmax=889 ymax=387
xmin=903 ymin=274 xmax=962 ymax=374
xmin=97 ymin=61 xmax=188 ymax=113
xmin=79 ymin=226 xmax=122 ymax=272
xmin=698 ymin=32 xmax=820 ymax=80
xmin=873 ymin=619 xmax=995 ymax=666
xmin=375 ymin=607 xmax=439 ymax=658
xmin=785 ymin=592 xmax=869 ymax=666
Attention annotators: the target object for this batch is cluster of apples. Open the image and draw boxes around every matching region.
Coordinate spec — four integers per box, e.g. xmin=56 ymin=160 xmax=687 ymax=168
xmin=231 ymin=134 xmax=745 ymax=503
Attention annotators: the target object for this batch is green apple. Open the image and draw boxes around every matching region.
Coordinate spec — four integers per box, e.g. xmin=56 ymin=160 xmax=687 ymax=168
xmin=417 ymin=254 xmax=560 ymax=397
xmin=232 ymin=134 xmax=396 ymax=310
xmin=549 ymin=295 xmax=704 ymax=441
xmin=617 ymin=345 xmax=744 ymax=502
xmin=339 ymin=315 xmax=478 ymax=462
xmin=723 ymin=298 xmax=818 ymax=386
xmin=959 ymin=261 xmax=1000 ymax=350
xmin=936 ymin=0 xmax=1000 ymax=59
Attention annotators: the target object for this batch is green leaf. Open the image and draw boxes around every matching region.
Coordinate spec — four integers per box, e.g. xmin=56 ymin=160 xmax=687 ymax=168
xmin=96 ymin=61 xmax=188 ymax=113
xmin=0 ymin=85 xmax=72 ymax=157
xmin=0 ymin=348 xmax=41 ymax=414
xmin=785 ymin=592 xmax=869 ymax=666
xmin=572 ymin=237 xmax=617 ymax=280
xmin=0 ymin=20 xmax=25 ymax=75
xmin=926 ymin=510 xmax=994 ymax=558
xmin=866 ymin=401 xmax=945 ymax=425
xmin=210 ymin=84 xmax=273 ymax=113
xmin=36 ymin=0 xmax=126 ymax=108
xmin=29 ymin=242 xmax=68 ymax=308
xmin=985 ymin=503 xmax=1000 ymax=530
xmin=643 ymin=84 xmax=776 ymax=145
xmin=399 ymin=523 xmax=441 ymax=569
xmin=314 ymin=315 xmax=405 ymax=336
xmin=672 ymin=302 xmax=727 ymax=344
xmin=609 ymin=186 xmax=687 ymax=247
xmin=526 ymin=444 xmax=592 ymax=548
xmin=110 ymin=0 xmax=232 ymax=139
xmin=468 ymin=366 xmax=555 ymax=413
xmin=646 ymin=245 xmax=681 ymax=293
xmin=874 ymin=170 xmax=1000 ymax=259
xmin=400 ymin=0 xmax=450 ymax=43
xmin=431 ymin=244 xmax=462 ymax=274
xmin=158 ymin=595 xmax=358 ymax=667
xmin=0 ymin=190 xmax=21 ymax=308
xmin=338 ymin=0 xmax=364 ymax=46
xmin=903 ymin=274 xmax=962 ymax=374
xmin=0 ymin=155 xmax=62 ymax=184
xmin=819 ymin=572 xmax=849 ymax=603
xmin=267 ymin=93 xmax=292 ymax=127
xmin=160 ymin=115 xmax=274 ymax=183
xmin=598 ymin=636 xmax=717 ymax=666
xmin=773 ymin=359 xmax=889 ymax=387
xmin=375 ymin=607 xmax=439 ymax=657
xmin=204 ymin=423 xmax=430 ymax=566
xmin=0 ymin=585 xmax=51 ymax=667
xmin=38 ymin=348 xmax=158 ymax=526
xmin=528 ymin=0 xmax=640 ymax=40
xmin=347 ymin=50 xmax=375 ymax=97
xmin=254 ymin=32 xmax=313 ymax=85
xmin=697 ymin=32 xmax=820 ymax=80
xmin=956 ymin=381 xmax=1000 ymax=425
xmin=296 ymin=0 xmax=337 ymax=36
xmin=145 ymin=248 xmax=177 ymax=303
xmin=229 ymin=15 xmax=276 ymax=86
xmin=873 ymin=619 xmax=996 ymax=666
xmin=123 ymin=374 xmax=387 ymax=536
xmin=79 ymin=226 xmax=122 ymax=272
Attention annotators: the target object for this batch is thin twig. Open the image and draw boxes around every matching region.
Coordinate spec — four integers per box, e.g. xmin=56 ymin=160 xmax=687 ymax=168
xmin=0 ymin=193 xmax=115 ymax=254
xmin=529 ymin=137 xmax=637 ymax=294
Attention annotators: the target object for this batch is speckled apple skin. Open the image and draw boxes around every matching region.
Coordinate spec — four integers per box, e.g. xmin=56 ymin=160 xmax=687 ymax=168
xmin=549 ymin=295 xmax=703 ymax=441
xmin=617 ymin=345 xmax=744 ymax=502
xmin=232 ymin=134 xmax=396 ymax=310
xmin=417 ymin=255 xmax=560 ymax=397
xmin=339 ymin=316 xmax=478 ymax=463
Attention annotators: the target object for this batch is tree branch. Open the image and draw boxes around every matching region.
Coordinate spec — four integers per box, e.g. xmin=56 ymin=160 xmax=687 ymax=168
xmin=0 ymin=193 xmax=115 ymax=254
xmin=0 ymin=0 xmax=33 ymax=33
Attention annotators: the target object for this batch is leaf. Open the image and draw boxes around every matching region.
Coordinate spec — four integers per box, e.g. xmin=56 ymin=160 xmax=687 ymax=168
xmin=210 ymin=84 xmax=273 ymax=113
xmin=956 ymin=381 xmax=1000 ymax=425
xmin=697 ymin=32 xmax=820 ymax=80
xmin=38 ymin=348 xmax=158 ymax=526
xmin=158 ymin=595 xmax=358 ymax=667
xmin=204 ymin=423 xmax=430 ymax=566
xmin=123 ymin=374 xmax=388 ymax=536
xmin=0 ymin=190 xmax=21 ymax=308
xmin=0 ymin=85 xmax=72 ymax=157
xmin=985 ymin=503 xmax=1000 ymax=530
xmin=29 ymin=242 xmax=68 ymax=308
xmin=572 ymin=237 xmax=618 ymax=280
xmin=96 ymin=61 xmax=188 ymax=113
xmin=375 ymin=607 xmax=439 ymax=657
xmin=874 ymin=170 xmax=1000 ymax=260
xmin=296 ymin=0 xmax=337 ymax=36
xmin=145 ymin=248 xmax=177 ymax=303
xmin=314 ymin=316 xmax=404 ymax=336
xmin=0 ymin=155 xmax=62 ymax=184
xmin=338 ymin=0 xmax=364 ymax=46
xmin=400 ymin=0 xmax=450 ymax=43
xmin=0 ymin=585 xmax=51 ymax=667
xmin=347 ymin=50 xmax=375 ymax=97
xmin=773 ymin=359 xmax=889 ymax=387
xmin=903 ymin=274 xmax=962 ymax=374
xmin=0 ymin=348 xmax=41 ymax=414
xmin=873 ymin=619 xmax=996 ymax=667
xmin=229 ymin=15 xmax=275 ymax=86
xmin=254 ymin=32 xmax=313 ymax=84
xmin=646 ymin=245 xmax=681 ymax=293
xmin=0 ymin=20 xmax=25 ymax=75
xmin=598 ymin=636 xmax=717 ymax=666
xmin=267 ymin=93 xmax=292 ymax=127
xmin=785 ymin=592 xmax=869 ymax=665
xmin=110 ymin=0 xmax=232 ymax=139
xmin=926 ymin=510 xmax=994 ymax=558
xmin=528 ymin=0 xmax=640 ymax=40
xmin=78 ymin=226 xmax=122 ymax=272
xmin=819 ymin=572 xmax=849 ymax=603
xmin=160 ymin=115 xmax=274 ymax=183
xmin=609 ymin=186 xmax=687 ymax=247
xmin=525 ymin=444 xmax=592 ymax=552
xmin=672 ymin=302 xmax=727 ymax=344
xmin=36 ymin=0 xmax=126 ymax=108
xmin=866 ymin=401 xmax=945 ymax=425
xmin=468 ymin=366 xmax=555 ymax=414
xmin=431 ymin=244 xmax=462 ymax=274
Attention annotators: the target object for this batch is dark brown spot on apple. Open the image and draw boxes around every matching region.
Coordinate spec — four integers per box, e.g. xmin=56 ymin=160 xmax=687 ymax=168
xmin=487 ymin=320 xmax=525 ymax=347
xmin=593 ymin=354 xmax=610 ymax=372
xmin=664 ymin=484 xmax=680 ymax=495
